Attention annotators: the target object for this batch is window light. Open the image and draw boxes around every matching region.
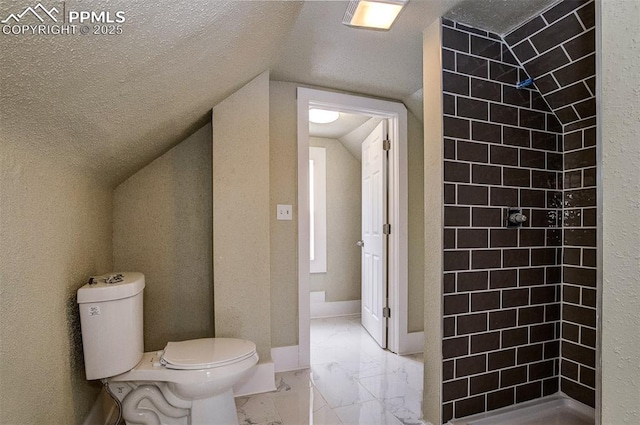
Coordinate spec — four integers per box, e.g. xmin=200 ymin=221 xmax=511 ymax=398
xmin=342 ymin=0 xmax=408 ymax=31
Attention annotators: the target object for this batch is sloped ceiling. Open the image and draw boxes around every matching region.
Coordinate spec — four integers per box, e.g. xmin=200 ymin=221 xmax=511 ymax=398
xmin=0 ymin=0 xmax=557 ymax=186
xmin=0 ymin=0 xmax=304 ymax=186
xmin=445 ymin=0 xmax=558 ymax=35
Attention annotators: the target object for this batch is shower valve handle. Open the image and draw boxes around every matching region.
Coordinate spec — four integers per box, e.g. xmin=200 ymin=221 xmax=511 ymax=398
xmin=509 ymin=213 xmax=527 ymax=224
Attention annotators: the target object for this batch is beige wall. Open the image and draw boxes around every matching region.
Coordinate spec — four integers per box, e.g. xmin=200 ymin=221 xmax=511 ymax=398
xmin=0 ymin=144 xmax=113 ymax=425
xmin=213 ymin=72 xmax=272 ymax=361
xmin=422 ymin=20 xmax=444 ymax=425
xmin=309 ymin=137 xmax=361 ymax=302
xmin=269 ymin=81 xmax=299 ymax=348
xmin=601 ymin=1 xmax=640 ymax=423
xmin=113 ymin=124 xmax=213 ymax=352
xmin=407 ymin=111 xmax=425 ymax=333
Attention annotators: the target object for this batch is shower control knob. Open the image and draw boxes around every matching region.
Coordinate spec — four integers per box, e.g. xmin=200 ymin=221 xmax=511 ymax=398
xmin=509 ymin=212 xmax=527 ymax=224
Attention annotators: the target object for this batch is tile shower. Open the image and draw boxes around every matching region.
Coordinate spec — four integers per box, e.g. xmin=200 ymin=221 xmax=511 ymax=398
xmin=440 ymin=0 xmax=597 ymax=422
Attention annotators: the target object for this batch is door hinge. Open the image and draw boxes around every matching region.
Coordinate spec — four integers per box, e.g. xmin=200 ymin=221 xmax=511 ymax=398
xmin=383 ymin=139 xmax=391 ymax=151
xmin=383 ymin=223 xmax=391 ymax=234
xmin=383 ymin=307 xmax=391 ymax=318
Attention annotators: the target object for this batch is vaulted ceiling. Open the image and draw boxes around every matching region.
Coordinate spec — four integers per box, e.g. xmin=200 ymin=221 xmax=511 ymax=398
xmin=0 ymin=0 xmax=556 ymax=186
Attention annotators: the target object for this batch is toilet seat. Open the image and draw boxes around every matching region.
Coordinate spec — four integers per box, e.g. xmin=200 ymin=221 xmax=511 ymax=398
xmin=160 ymin=338 xmax=257 ymax=370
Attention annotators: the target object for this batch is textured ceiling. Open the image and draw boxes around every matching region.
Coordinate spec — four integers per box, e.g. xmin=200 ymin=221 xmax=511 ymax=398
xmin=338 ymin=117 xmax=384 ymax=162
xmin=0 ymin=0 xmax=304 ymax=186
xmin=445 ymin=0 xmax=559 ymax=35
xmin=0 ymin=0 xmax=558 ymax=186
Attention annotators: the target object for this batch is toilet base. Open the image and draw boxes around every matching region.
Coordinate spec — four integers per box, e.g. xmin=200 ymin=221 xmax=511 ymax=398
xmin=191 ymin=388 xmax=238 ymax=425
xmin=111 ymin=382 xmax=239 ymax=425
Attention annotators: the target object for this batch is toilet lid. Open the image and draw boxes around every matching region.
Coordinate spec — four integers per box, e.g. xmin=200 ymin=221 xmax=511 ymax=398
xmin=160 ymin=338 xmax=257 ymax=370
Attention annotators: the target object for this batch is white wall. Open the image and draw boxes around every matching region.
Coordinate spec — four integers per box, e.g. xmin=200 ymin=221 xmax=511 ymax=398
xmin=601 ymin=1 xmax=640 ymax=423
xmin=113 ymin=124 xmax=213 ymax=352
xmin=309 ymin=137 xmax=362 ymax=302
xmin=0 ymin=144 xmax=113 ymax=425
xmin=213 ymin=72 xmax=272 ymax=362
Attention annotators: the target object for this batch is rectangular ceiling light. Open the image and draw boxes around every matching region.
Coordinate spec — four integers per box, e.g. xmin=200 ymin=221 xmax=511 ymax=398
xmin=342 ymin=0 xmax=407 ymax=31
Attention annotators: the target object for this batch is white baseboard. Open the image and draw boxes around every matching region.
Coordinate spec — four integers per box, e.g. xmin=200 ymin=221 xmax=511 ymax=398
xmin=310 ymin=291 xmax=326 ymax=303
xmin=271 ymin=345 xmax=305 ymax=372
xmin=233 ymin=361 xmax=276 ymax=397
xmin=310 ymin=292 xmax=360 ymax=318
xmin=398 ymin=331 xmax=424 ymax=355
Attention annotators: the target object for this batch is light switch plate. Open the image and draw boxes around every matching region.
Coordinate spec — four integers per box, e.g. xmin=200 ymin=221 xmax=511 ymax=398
xmin=277 ymin=204 xmax=293 ymax=220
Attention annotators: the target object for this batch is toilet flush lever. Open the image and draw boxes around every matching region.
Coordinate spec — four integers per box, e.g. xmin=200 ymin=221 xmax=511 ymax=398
xmin=356 ymin=240 xmax=364 ymax=247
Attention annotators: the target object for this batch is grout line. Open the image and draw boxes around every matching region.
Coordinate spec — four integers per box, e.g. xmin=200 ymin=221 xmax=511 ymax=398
xmin=575 ymin=11 xmax=587 ymax=32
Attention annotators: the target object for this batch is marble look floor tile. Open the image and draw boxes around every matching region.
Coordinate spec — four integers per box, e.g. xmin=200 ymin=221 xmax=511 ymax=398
xmin=333 ymin=399 xmax=404 ymax=425
xmin=311 ymin=405 xmax=344 ymax=425
xmin=382 ymin=358 xmax=424 ymax=393
xmin=358 ymin=373 xmax=422 ymax=400
xmin=311 ymin=363 xmax=376 ymax=408
xmin=362 ymin=352 xmax=412 ymax=375
xmin=322 ymin=358 xmax=384 ymax=379
xmin=381 ymin=394 xmax=425 ymax=425
xmin=273 ymin=389 xmax=343 ymax=425
xmin=274 ymin=369 xmax=314 ymax=394
xmin=237 ymin=316 xmax=426 ymax=425
xmin=273 ymin=385 xmax=328 ymax=412
xmin=236 ymin=393 xmax=282 ymax=425
xmin=311 ymin=345 xmax=377 ymax=365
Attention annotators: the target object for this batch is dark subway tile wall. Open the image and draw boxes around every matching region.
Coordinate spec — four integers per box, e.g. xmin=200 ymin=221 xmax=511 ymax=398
xmin=503 ymin=0 xmax=598 ymax=411
xmin=504 ymin=0 xmax=596 ymax=127
xmin=441 ymin=20 xmax=562 ymax=422
xmin=559 ymin=122 xmax=598 ymax=407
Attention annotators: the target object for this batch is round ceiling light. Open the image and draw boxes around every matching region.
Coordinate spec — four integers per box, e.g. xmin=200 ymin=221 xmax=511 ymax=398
xmin=309 ymin=108 xmax=340 ymax=124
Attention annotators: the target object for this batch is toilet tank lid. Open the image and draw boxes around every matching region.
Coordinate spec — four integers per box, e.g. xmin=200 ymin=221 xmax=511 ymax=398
xmin=77 ymin=272 xmax=145 ymax=304
xmin=161 ymin=338 xmax=257 ymax=370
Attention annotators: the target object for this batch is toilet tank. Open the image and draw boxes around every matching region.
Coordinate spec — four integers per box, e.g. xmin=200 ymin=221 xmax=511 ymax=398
xmin=77 ymin=272 xmax=145 ymax=380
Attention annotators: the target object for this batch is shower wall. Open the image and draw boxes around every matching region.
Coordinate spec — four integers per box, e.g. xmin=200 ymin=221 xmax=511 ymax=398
xmin=441 ymin=20 xmax=563 ymax=422
xmin=439 ymin=0 xmax=599 ymax=421
xmin=502 ymin=0 xmax=597 ymax=408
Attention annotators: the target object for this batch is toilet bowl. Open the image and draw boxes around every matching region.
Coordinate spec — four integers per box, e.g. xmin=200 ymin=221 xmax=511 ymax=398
xmin=77 ymin=273 xmax=259 ymax=425
xmin=109 ymin=338 xmax=258 ymax=425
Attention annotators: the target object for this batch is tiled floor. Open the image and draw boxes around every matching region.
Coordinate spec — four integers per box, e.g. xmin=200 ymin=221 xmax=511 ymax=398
xmin=235 ymin=315 xmax=426 ymax=425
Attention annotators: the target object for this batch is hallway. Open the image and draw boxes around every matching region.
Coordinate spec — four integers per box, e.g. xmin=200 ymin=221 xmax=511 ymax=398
xmin=235 ymin=316 xmax=425 ymax=425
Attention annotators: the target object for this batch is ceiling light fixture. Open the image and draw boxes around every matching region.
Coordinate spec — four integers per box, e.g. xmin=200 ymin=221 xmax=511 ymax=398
xmin=342 ymin=0 xmax=408 ymax=31
xmin=309 ymin=109 xmax=340 ymax=124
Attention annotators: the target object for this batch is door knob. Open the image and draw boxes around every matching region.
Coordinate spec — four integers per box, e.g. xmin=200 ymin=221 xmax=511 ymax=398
xmin=356 ymin=240 xmax=364 ymax=247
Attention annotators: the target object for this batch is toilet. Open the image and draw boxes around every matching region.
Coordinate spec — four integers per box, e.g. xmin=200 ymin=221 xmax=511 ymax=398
xmin=77 ymin=272 xmax=258 ymax=425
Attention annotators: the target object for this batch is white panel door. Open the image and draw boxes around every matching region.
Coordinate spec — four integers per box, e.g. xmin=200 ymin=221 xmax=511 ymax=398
xmin=361 ymin=120 xmax=388 ymax=348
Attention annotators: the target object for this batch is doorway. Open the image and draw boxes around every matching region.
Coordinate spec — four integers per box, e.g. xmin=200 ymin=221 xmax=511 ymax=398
xmin=297 ymin=87 xmax=422 ymax=368
xmin=307 ymin=109 xmax=386 ymax=350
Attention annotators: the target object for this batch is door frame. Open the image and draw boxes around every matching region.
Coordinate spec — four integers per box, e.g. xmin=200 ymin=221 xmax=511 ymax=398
xmin=297 ymin=87 xmax=416 ymax=368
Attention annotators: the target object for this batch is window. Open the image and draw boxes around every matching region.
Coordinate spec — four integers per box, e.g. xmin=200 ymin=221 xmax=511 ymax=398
xmin=309 ymin=147 xmax=327 ymax=273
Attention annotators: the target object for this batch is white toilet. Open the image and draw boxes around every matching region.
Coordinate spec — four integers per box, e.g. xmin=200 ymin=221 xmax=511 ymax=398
xmin=77 ymin=272 xmax=258 ymax=425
